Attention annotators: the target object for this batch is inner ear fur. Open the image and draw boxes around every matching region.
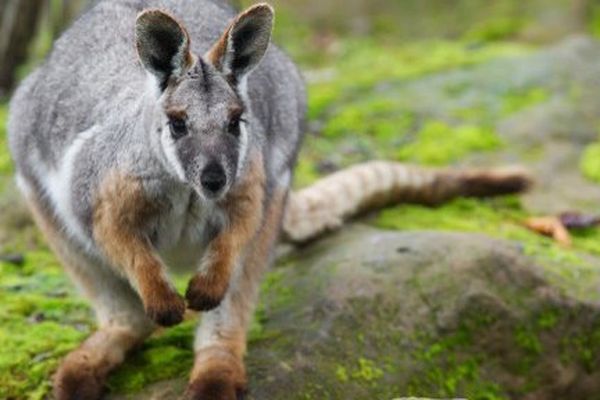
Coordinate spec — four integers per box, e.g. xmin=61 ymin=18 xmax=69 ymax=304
xmin=136 ymin=9 xmax=194 ymax=90
xmin=206 ymin=3 xmax=274 ymax=82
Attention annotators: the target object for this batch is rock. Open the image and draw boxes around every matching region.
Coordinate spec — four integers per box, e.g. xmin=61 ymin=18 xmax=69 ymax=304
xmin=110 ymin=225 xmax=600 ymax=399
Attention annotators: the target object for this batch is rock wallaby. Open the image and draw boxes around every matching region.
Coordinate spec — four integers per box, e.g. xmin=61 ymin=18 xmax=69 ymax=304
xmin=8 ymin=0 xmax=531 ymax=398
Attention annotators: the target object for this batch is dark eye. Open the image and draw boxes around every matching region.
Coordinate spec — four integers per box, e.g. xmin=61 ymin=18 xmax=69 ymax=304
xmin=228 ymin=116 xmax=244 ymax=138
xmin=169 ymin=117 xmax=188 ymax=140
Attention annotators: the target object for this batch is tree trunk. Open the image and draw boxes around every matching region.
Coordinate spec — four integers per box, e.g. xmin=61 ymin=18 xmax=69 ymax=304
xmin=0 ymin=1 xmax=42 ymax=96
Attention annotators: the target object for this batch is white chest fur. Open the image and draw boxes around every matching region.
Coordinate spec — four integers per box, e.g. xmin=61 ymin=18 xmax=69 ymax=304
xmin=156 ymin=188 xmax=224 ymax=273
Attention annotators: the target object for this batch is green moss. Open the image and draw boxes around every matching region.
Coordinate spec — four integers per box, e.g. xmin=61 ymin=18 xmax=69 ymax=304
xmin=536 ymin=309 xmax=560 ymax=330
xmin=569 ymin=227 xmax=600 ymax=256
xmin=464 ymin=18 xmax=525 ymax=42
xmin=293 ymin=157 xmax=322 ymax=188
xmin=396 ymin=121 xmax=501 ymax=165
xmin=323 ymin=99 xmax=413 ymax=141
xmin=580 ymin=141 xmax=600 ymax=184
xmin=335 ymin=365 xmax=349 ymax=383
xmin=375 ymin=197 xmax=521 ymax=236
xmin=514 ymin=326 xmax=542 ymax=355
xmin=568 ymin=325 xmax=600 ymax=372
xmin=374 ymin=196 xmax=600 ymax=259
xmin=501 ymin=87 xmax=549 ymax=115
xmin=0 ymin=251 xmax=93 ymax=400
xmin=408 ymin=331 xmax=506 ymax=399
xmin=307 ymin=40 xmax=530 ymax=119
xmin=590 ymin=4 xmax=600 ymax=38
xmin=350 ymin=357 xmax=384 ymax=383
xmin=108 ymin=323 xmax=195 ymax=393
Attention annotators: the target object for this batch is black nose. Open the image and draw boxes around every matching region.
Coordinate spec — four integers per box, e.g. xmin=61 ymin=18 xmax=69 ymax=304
xmin=200 ymin=163 xmax=226 ymax=195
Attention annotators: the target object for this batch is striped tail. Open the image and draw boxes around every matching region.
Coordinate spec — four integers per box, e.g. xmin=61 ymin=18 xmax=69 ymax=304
xmin=282 ymin=161 xmax=532 ymax=243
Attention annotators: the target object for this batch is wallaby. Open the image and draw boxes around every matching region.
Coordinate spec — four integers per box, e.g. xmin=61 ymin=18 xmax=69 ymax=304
xmin=7 ymin=1 xmax=531 ymax=399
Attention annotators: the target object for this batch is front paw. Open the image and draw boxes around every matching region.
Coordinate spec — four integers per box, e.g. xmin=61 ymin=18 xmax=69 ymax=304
xmin=185 ymin=274 xmax=228 ymax=311
xmin=144 ymin=288 xmax=186 ymax=327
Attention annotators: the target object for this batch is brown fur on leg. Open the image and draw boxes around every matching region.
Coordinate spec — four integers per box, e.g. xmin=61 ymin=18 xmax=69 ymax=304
xmin=186 ymin=153 xmax=265 ymax=311
xmin=54 ymin=327 xmax=145 ymax=400
xmin=93 ymin=171 xmax=185 ymax=326
xmin=186 ymin=347 xmax=248 ymax=400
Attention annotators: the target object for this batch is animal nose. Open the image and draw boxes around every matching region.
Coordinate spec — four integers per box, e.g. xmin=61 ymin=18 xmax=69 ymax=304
xmin=200 ymin=163 xmax=226 ymax=195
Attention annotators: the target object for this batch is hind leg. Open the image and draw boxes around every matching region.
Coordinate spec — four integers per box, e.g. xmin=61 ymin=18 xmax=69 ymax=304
xmin=186 ymin=189 xmax=287 ymax=400
xmin=23 ymin=191 xmax=154 ymax=400
xmin=52 ymin=263 xmax=154 ymax=400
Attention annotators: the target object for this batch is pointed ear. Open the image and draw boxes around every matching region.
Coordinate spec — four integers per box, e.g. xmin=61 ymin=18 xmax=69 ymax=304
xmin=136 ymin=9 xmax=193 ymax=91
xmin=205 ymin=3 xmax=274 ymax=83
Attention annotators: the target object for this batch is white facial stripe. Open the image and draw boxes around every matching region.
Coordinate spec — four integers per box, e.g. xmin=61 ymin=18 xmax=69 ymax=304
xmin=235 ymin=76 xmax=251 ymax=179
xmin=145 ymin=71 xmax=162 ymax=98
xmin=236 ymin=121 xmax=250 ymax=179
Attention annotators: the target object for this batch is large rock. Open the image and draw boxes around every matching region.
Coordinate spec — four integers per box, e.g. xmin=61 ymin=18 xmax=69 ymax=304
xmin=112 ymin=225 xmax=600 ymax=400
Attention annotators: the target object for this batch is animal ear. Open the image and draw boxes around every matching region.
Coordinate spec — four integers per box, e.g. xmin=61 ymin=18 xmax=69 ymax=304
xmin=205 ymin=3 xmax=274 ymax=83
xmin=136 ymin=9 xmax=193 ymax=91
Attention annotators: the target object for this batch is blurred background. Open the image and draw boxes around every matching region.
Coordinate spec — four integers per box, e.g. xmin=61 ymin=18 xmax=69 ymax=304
xmin=0 ymin=0 xmax=597 ymax=97
xmin=5 ymin=1 xmax=600 ymax=399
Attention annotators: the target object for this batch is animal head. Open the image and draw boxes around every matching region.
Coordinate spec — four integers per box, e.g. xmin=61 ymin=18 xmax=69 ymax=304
xmin=135 ymin=4 xmax=273 ymax=199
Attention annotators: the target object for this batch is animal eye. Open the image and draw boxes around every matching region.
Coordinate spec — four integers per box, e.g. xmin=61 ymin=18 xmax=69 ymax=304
xmin=228 ymin=116 xmax=244 ymax=138
xmin=169 ymin=117 xmax=188 ymax=140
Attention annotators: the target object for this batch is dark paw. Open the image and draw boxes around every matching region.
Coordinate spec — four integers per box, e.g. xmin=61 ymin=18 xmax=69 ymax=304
xmin=145 ymin=292 xmax=186 ymax=327
xmin=185 ymin=275 xmax=226 ymax=312
xmin=54 ymin=356 xmax=105 ymax=400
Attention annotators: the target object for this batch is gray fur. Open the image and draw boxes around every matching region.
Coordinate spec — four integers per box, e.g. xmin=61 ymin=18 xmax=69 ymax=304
xmin=8 ymin=0 xmax=306 ymax=259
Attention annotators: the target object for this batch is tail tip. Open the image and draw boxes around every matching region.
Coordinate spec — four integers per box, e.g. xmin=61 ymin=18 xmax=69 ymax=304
xmin=463 ymin=166 xmax=534 ymax=197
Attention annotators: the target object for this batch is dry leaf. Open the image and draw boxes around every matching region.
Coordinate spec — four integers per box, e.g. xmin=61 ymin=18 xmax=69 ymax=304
xmin=524 ymin=216 xmax=572 ymax=247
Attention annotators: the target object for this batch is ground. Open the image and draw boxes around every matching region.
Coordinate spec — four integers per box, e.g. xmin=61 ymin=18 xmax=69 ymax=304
xmin=4 ymin=1 xmax=600 ymax=399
